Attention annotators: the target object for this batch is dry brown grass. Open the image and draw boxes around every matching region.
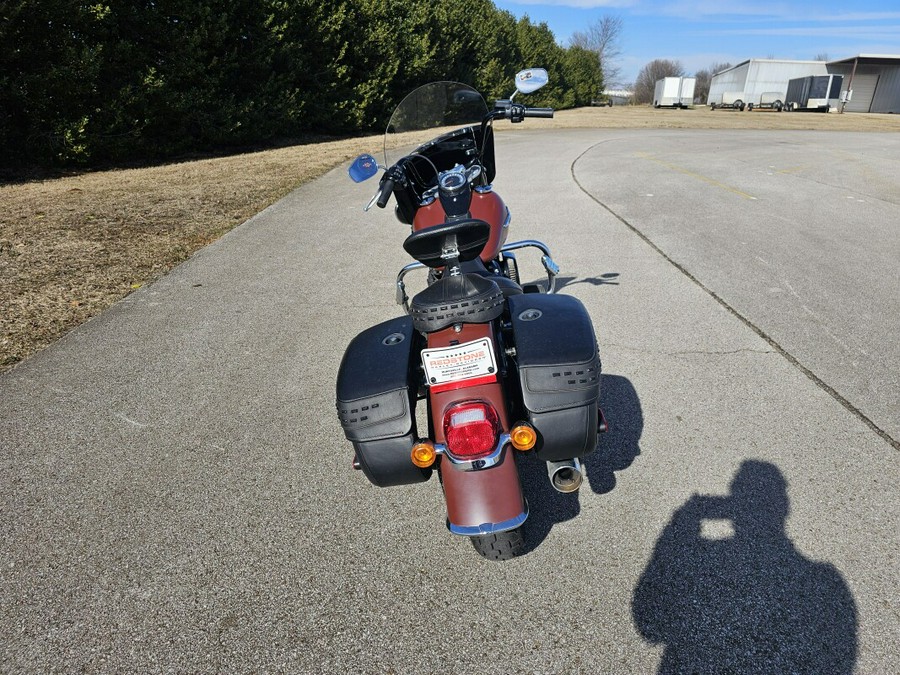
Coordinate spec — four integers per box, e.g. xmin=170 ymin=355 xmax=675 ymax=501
xmin=2 ymin=106 xmax=898 ymax=371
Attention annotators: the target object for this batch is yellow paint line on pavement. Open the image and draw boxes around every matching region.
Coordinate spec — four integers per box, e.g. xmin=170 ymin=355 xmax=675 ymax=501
xmin=636 ymin=152 xmax=758 ymax=200
xmin=776 ymin=166 xmax=807 ymax=174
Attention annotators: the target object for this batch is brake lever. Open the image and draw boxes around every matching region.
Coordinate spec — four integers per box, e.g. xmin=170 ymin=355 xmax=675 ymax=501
xmin=364 ymin=189 xmax=380 ymax=212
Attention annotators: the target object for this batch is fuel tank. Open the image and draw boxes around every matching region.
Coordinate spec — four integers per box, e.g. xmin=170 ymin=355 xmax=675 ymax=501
xmin=412 ymin=189 xmax=509 ymax=262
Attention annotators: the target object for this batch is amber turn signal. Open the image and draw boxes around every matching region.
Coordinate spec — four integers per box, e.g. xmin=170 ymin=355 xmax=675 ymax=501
xmin=411 ymin=441 xmax=437 ymax=468
xmin=510 ymin=423 xmax=537 ymax=451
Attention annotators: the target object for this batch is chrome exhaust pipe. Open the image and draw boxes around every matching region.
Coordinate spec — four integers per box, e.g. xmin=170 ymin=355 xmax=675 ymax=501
xmin=547 ymin=458 xmax=583 ymax=493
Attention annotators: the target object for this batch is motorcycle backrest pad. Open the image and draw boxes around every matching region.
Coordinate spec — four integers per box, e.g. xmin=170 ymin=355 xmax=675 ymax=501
xmin=402 ymin=219 xmax=491 ymax=267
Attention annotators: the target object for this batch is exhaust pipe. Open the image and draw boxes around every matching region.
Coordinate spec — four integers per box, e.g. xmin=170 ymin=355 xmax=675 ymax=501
xmin=547 ymin=458 xmax=583 ymax=493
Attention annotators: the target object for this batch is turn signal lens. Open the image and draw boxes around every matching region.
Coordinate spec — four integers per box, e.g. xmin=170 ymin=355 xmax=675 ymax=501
xmin=411 ymin=441 xmax=437 ymax=468
xmin=510 ymin=423 xmax=537 ymax=451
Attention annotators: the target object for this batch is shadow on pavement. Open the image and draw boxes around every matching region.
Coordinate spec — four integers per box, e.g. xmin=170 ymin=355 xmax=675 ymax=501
xmin=554 ymin=273 xmax=621 ymax=290
xmin=519 ymin=373 xmax=642 ymax=553
xmin=631 ymin=460 xmax=857 ymax=673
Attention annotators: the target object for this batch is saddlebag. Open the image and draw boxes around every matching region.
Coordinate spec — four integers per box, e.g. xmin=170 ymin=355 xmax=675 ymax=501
xmin=336 ymin=315 xmax=429 ymax=487
xmin=507 ymin=293 xmax=601 ymax=462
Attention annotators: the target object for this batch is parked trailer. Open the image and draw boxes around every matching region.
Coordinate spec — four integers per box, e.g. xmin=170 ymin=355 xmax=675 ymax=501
xmin=711 ymin=91 xmax=746 ymax=111
xmin=747 ymin=91 xmax=785 ymax=112
xmin=653 ymin=77 xmax=695 ymax=108
xmin=785 ymin=75 xmax=843 ymax=112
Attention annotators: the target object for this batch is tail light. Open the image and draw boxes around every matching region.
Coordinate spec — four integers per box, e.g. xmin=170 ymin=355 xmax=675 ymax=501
xmin=443 ymin=401 xmax=500 ymax=460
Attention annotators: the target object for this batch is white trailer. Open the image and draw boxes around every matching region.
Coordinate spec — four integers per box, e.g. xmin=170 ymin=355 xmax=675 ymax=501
xmin=747 ymin=92 xmax=786 ymax=111
xmin=711 ymin=91 xmax=747 ymax=111
xmin=653 ymin=77 xmax=696 ymax=108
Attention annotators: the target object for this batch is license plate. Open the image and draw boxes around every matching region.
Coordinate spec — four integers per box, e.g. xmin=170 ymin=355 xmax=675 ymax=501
xmin=421 ymin=338 xmax=497 ymax=386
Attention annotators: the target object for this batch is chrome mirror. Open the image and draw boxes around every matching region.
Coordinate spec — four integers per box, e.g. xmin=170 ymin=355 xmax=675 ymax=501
xmin=515 ymin=68 xmax=549 ymax=95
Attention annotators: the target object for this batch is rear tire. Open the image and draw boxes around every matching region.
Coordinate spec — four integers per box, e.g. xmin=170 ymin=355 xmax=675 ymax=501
xmin=470 ymin=528 xmax=525 ymax=561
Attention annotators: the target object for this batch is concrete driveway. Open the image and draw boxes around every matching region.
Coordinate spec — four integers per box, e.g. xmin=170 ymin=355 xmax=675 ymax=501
xmin=1 ymin=128 xmax=897 ymax=672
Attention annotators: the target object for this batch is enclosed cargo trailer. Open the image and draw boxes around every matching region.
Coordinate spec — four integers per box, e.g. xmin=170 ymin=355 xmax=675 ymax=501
xmin=785 ymin=75 xmax=843 ymax=111
xmin=653 ymin=77 xmax=695 ymax=108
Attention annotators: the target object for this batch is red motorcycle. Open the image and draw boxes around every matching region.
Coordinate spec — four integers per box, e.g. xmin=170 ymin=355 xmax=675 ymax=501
xmin=337 ymin=70 xmax=604 ymax=560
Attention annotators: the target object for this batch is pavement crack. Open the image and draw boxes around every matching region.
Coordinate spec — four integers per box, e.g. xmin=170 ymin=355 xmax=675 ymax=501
xmin=669 ymin=348 xmax=776 ymax=357
xmin=605 ymin=343 xmax=776 ymax=358
xmin=571 ymin=142 xmax=899 ymax=452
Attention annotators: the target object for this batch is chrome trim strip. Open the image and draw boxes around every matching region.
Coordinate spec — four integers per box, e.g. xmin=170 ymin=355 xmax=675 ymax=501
xmin=433 ymin=433 xmax=511 ymax=471
xmin=448 ymin=503 xmax=529 ymax=537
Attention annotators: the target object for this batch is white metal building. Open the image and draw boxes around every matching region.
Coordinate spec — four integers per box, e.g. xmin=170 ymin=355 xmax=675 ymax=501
xmin=707 ymin=59 xmax=828 ymax=106
xmin=601 ymin=89 xmax=633 ymax=105
xmin=708 ymin=55 xmax=900 ymax=112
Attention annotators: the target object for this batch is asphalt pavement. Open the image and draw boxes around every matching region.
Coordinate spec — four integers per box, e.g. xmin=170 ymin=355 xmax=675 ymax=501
xmin=1 ymin=128 xmax=897 ymax=672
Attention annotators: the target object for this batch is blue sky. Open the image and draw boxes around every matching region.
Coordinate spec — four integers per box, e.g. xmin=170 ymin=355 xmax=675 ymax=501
xmin=494 ymin=1 xmax=900 ymax=86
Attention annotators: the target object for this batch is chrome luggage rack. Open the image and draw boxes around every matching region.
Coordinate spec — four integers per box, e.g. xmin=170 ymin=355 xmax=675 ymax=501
xmin=395 ymin=240 xmax=559 ymax=314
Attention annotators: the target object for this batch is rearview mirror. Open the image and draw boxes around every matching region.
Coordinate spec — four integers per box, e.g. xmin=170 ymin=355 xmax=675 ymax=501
xmin=348 ymin=154 xmax=379 ymax=183
xmin=515 ymin=68 xmax=548 ymax=95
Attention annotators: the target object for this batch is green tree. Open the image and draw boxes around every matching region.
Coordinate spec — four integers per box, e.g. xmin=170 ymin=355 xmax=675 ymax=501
xmin=514 ymin=16 xmax=568 ymax=108
xmin=1 ymin=0 xmax=613 ymax=169
xmin=634 ymin=58 xmax=685 ymax=105
xmin=564 ymin=45 xmax=604 ymax=107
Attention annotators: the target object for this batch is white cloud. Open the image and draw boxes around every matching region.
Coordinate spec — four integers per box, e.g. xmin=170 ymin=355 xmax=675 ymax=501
xmin=634 ymin=1 xmax=900 ymax=22
xmin=700 ymin=25 xmax=900 ymax=38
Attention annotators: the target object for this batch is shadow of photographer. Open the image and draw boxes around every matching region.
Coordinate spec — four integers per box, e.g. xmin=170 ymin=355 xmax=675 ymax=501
xmin=632 ymin=460 xmax=857 ymax=673
xmin=518 ymin=373 xmax=642 ymax=553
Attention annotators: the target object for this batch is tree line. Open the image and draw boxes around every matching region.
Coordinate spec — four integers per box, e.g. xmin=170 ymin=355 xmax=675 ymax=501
xmin=0 ymin=0 xmax=604 ymax=169
xmin=632 ymin=59 xmax=734 ymax=105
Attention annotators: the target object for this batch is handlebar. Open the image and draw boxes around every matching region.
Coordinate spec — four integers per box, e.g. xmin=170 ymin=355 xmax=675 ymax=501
xmin=524 ymin=107 xmax=554 ymax=118
xmin=489 ymin=102 xmax=555 ymax=124
xmin=376 ymin=177 xmax=394 ymax=209
xmin=370 ymin=103 xmax=554 ymax=210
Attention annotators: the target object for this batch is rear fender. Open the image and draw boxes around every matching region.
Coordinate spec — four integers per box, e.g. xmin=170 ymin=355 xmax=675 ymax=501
xmin=441 ymin=448 xmax=527 ymax=535
xmin=425 ymin=323 xmax=526 ymax=535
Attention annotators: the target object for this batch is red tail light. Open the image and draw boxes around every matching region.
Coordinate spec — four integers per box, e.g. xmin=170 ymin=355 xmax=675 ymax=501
xmin=443 ymin=401 xmax=500 ymax=459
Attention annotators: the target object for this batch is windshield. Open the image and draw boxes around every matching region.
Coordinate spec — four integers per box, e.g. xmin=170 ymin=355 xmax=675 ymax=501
xmin=384 ymin=82 xmax=488 ymax=166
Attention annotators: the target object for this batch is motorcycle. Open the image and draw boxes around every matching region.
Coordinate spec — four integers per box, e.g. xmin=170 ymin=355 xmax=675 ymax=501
xmin=336 ymin=69 xmax=605 ymax=560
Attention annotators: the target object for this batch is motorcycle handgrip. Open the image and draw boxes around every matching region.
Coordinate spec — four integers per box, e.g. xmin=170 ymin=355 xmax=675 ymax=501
xmin=376 ymin=177 xmax=394 ymax=208
xmin=524 ymin=107 xmax=555 ymax=118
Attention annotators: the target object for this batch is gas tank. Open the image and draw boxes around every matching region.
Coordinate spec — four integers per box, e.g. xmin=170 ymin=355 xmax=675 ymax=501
xmin=412 ymin=189 xmax=509 ymax=263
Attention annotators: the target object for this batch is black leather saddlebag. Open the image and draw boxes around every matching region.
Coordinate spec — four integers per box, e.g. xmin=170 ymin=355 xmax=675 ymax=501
xmin=336 ymin=315 xmax=429 ymax=487
xmin=507 ymin=294 xmax=601 ymax=462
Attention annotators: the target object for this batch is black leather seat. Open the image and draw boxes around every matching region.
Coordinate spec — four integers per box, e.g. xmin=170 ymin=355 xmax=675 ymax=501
xmin=409 ymin=274 xmax=504 ymax=333
xmin=460 ymin=258 xmax=523 ymax=298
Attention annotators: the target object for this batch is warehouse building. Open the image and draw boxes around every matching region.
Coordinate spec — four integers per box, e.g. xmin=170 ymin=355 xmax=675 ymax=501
xmin=707 ymin=55 xmax=900 ymax=113
xmin=827 ymin=55 xmax=900 ymax=113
